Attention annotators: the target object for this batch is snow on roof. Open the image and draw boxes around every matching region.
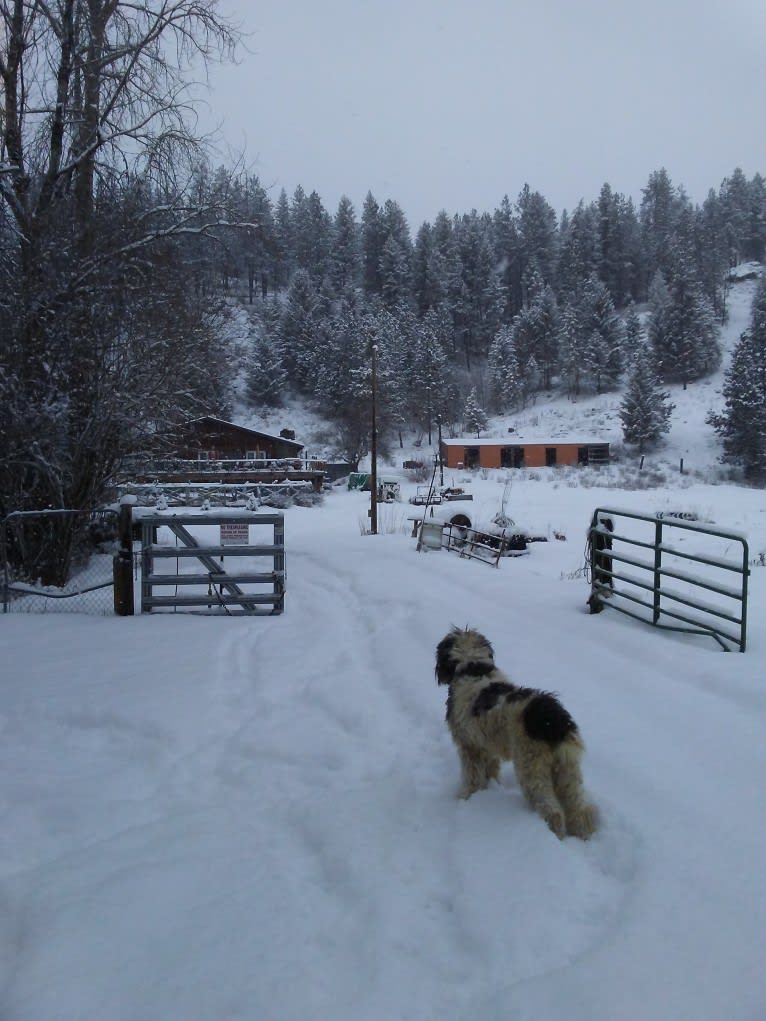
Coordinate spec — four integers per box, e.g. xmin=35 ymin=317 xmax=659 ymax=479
xmin=441 ymin=436 xmax=608 ymax=446
xmin=191 ymin=416 xmax=303 ymax=449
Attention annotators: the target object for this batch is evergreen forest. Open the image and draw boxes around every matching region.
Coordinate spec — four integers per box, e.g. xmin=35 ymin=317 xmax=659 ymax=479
xmin=2 ymin=0 xmax=765 ymax=551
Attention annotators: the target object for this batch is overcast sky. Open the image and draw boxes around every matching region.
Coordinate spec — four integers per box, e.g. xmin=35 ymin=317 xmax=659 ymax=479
xmin=200 ymin=0 xmax=766 ymax=229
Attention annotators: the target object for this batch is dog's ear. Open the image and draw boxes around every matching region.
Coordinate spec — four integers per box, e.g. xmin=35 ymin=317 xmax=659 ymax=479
xmin=435 ymin=632 xmax=457 ymax=685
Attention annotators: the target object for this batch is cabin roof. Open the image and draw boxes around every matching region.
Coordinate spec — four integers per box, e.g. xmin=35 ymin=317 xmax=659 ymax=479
xmin=188 ymin=416 xmax=304 ymax=451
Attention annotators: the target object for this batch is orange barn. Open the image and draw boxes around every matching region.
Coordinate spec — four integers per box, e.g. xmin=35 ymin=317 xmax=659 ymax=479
xmin=440 ymin=438 xmax=610 ymax=470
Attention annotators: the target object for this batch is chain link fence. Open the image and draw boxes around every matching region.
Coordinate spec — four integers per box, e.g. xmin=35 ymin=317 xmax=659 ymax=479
xmin=1 ymin=508 xmax=119 ymax=615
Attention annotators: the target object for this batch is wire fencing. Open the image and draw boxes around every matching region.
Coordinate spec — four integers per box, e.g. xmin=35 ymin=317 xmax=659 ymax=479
xmin=1 ymin=508 xmax=119 ymax=615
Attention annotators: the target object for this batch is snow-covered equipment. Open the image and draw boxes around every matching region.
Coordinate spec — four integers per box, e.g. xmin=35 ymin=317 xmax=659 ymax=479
xmin=440 ymin=486 xmax=472 ymax=502
xmin=409 ymin=486 xmax=442 ymax=506
xmin=377 ymin=478 xmax=401 ymax=503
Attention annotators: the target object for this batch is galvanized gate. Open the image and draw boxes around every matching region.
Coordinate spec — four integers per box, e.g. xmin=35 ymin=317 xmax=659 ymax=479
xmin=139 ymin=511 xmax=285 ymax=615
xmin=587 ymin=507 xmax=749 ymax=651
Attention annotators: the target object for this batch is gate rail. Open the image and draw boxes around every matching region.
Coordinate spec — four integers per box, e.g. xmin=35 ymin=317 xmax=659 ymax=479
xmin=588 ymin=507 xmax=749 ymax=651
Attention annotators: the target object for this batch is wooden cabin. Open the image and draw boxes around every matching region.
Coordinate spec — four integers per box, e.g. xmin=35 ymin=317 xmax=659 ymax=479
xmin=120 ymin=417 xmax=326 ymax=493
xmin=176 ymin=417 xmax=304 ymax=461
xmin=440 ymin=438 xmax=610 ymax=470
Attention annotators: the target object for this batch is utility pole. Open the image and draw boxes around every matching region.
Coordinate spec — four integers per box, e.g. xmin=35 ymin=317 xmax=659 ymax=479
xmin=369 ymin=343 xmax=378 ymax=535
xmin=437 ymin=415 xmax=444 ymax=487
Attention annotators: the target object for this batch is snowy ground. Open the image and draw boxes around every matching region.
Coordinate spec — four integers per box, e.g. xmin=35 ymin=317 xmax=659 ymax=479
xmin=1 ymin=273 xmax=765 ymax=1020
xmin=2 ymin=469 xmax=766 ymax=1020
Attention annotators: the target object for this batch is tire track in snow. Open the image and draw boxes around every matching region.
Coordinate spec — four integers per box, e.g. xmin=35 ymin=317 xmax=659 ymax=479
xmin=179 ymin=535 xmax=645 ymax=1014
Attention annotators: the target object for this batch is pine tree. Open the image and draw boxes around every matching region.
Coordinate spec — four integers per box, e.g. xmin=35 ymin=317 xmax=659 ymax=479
xmin=708 ymin=276 xmax=766 ymax=480
xmin=430 ymin=211 xmax=464 ymax=360
xmin=454 ymin=212 xmax=500 ymax=368
xmin=695 ymin=189 xmax=729 ymax=321
xmin=509 ymin=269 xmax=560 ymax=394
xmin=280 ymin=269 xmax=319 ymax=390
xmin=646 ymin=269 xmax=671 ymax=361
xmin=380 ymin=235 xmax=412 ymax=307
xmin=652 ymin=255 xmax=720 ymax=387
xmin=488 ymin=325 xmax=523 ymax=412
xmin=232 ymin=175 xmax=276 ymax=303
xmin=304 ymin=191 xmax=332 ymax=286
xmin=516 ymin=183 xmax=558 ymax=286
xmin=272 ymin=188 xmax=293 ymax=288
xmin=368 ymin=305 xmax=411 ymax=447
xmin=413 ymin=222 xmax=448 ymax=314
xmin=492 ymin=194 xmax=523 ymax=319
xmin=623 ymin=301 xmax=642 ymax=353
xmin=403 ymin=310 xmax=455 ymax=443
xmin=597 ymin=183 xmax=622 ymax=301
xmin=534 ymin=281 xmax=560 ymax=389
xmin=746 ymin=173 xmax=766 ymax=262
xmin=616 ymin=195 xmax=643 ymax=304
xmin=329 ymin=196 xmax=360 ymax=294
xmin=558 ymin=302 xmax=587 ymax=398
xmin=313 ymin=305 xmax=375 ymax=466
xmin=719 ymin=167 xmax=751 ymax=266
xmin=640 ymin=168 xmax=687 ymax=285
xmin=619 ymin=342 xmax=674 ymax=449
xmin=247 ymin=317 xmax=288 ymax=408
xmin=290 ymin=185 xmax=311 ymax=274
xmin=361 ymin=192 xmax=384 ymax=297
xmin=577 ymin=274 xmax=624 ymax=392
xmin=463 ymin=387 xmax=489 ymax=437
xmin=413 ymin=222 xmax=433 ymax=313
xmin=557 ymin=200 xmax=598 ymax=297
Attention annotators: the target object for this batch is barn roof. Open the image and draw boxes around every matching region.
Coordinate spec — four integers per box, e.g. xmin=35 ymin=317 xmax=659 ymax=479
xmin=441 ymin=437 xmax=609 ymax=447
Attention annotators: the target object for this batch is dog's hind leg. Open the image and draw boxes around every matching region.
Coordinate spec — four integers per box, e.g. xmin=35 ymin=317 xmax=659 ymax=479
xmin=514 ymin=750 xmax=566 ymax=838
xmin=552 ymin=745 xmax=599 ymax=840
xmin=457 ymin=744 xmax=498 ymax=798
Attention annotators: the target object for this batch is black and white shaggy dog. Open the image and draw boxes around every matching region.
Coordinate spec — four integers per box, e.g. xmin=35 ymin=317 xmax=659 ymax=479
xmin=436 ymin=627 xmax=598 ymax=840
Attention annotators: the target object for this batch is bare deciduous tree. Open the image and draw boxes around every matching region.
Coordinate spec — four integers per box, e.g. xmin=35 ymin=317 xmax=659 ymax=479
xmin=0 ymin=1 xmax=242 ymax=582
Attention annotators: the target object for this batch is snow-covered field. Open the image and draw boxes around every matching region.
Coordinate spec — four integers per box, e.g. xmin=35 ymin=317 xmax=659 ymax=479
xmin=1 ymin=274 xmax=765 ymax=1020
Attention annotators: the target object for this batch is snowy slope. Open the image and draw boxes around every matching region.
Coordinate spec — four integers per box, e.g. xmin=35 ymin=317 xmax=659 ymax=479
xmin=1 ymin=273 xmax=765 ymax=1020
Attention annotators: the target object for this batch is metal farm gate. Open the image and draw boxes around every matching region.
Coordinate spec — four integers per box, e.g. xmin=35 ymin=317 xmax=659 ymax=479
xmin=587 ymin=507 xmax=750 ymax=651
xmin=137 ymin=511 xmax=285 ymax=615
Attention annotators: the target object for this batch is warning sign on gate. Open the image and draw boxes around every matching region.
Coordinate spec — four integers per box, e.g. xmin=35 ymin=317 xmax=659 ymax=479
xmin=220 ymin=522 xmax=249 ymax=545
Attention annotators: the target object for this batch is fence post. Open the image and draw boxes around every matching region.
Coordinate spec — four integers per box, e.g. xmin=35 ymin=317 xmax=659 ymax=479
xmin=1 ymin=515 xmax=8 ymax=614
xmin=653 ymin=517 xmax=663 ymax=625
xmin=113 ymin=501 xmax=134 ymax=616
